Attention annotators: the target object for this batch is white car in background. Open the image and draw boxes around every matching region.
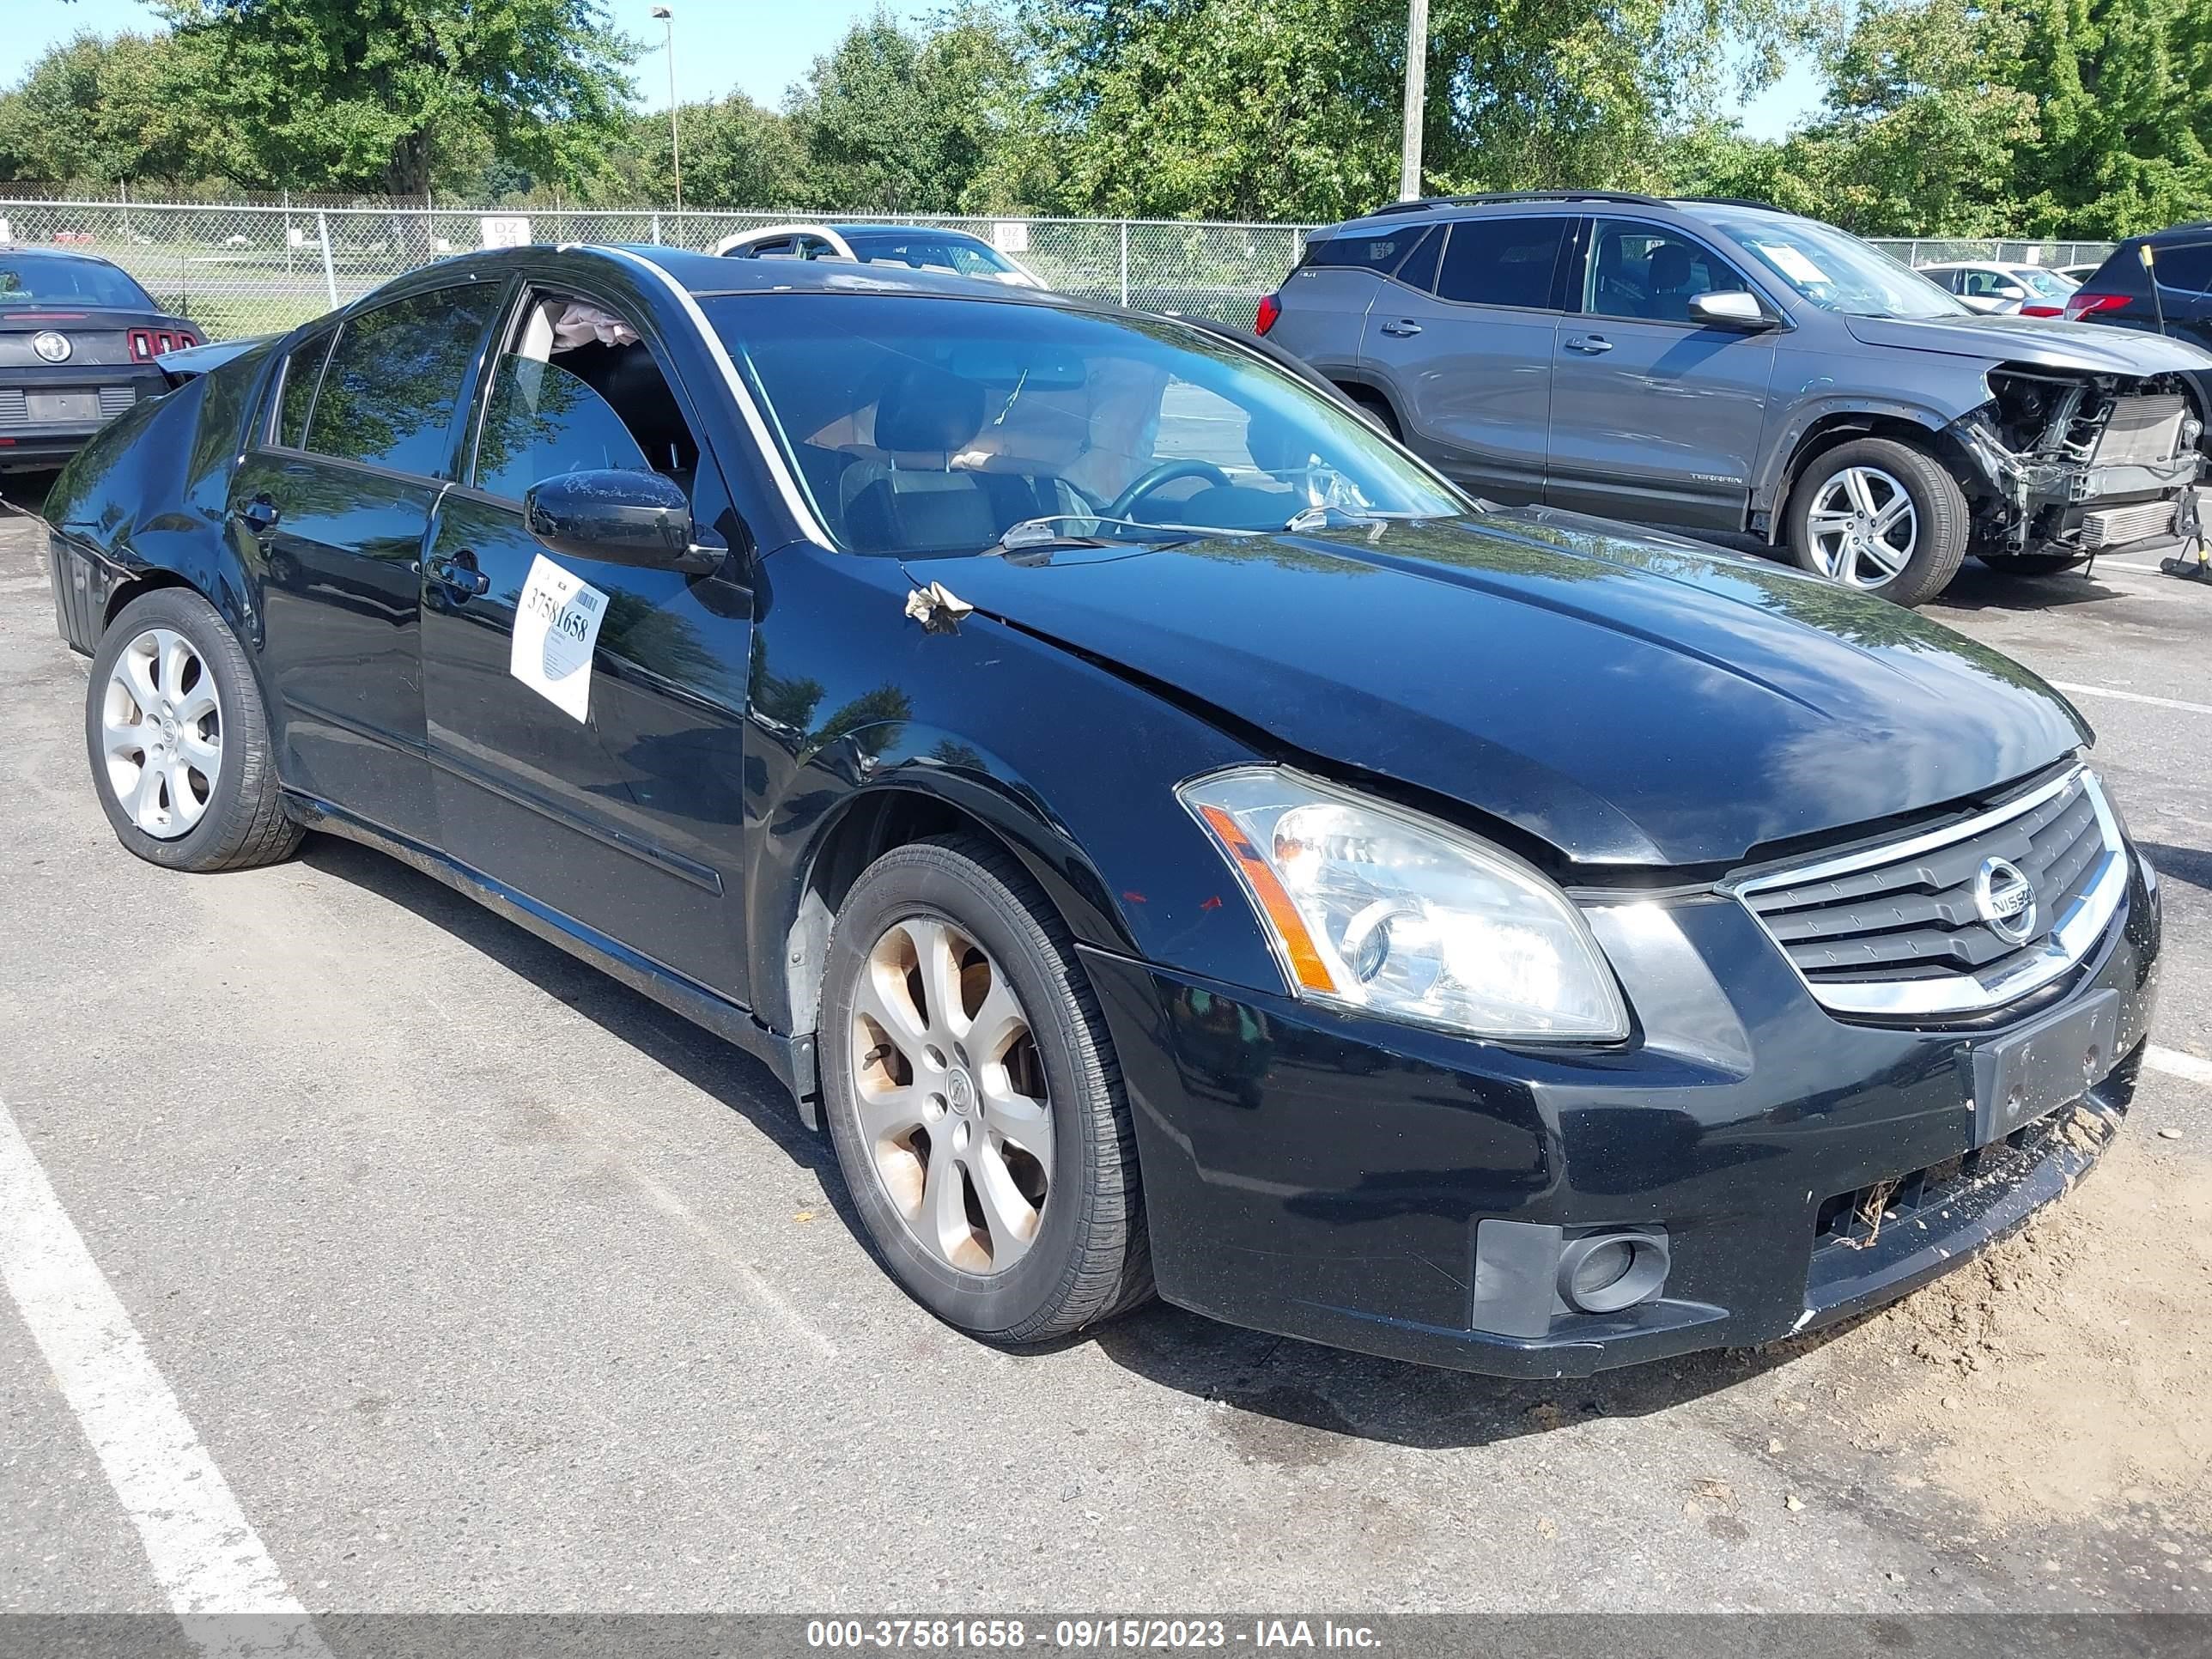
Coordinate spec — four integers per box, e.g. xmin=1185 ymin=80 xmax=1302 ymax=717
xmin=1915 ymin=259 xmax=2079 ymax=318
xmin=713 ymin=222 xmax=1045 ymax=289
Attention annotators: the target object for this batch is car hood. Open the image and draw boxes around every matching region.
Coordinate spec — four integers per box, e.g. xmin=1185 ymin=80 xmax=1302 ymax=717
xmin=1844 ymin=311 xmax=2212 ymax=374
xmin=921 ymin=511 xmax=2088 ymax=868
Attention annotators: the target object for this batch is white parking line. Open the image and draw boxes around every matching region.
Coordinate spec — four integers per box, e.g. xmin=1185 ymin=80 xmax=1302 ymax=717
xmin=2050 ymin=680 xmax=2212 ymax=717
xmin=0 ymin=1096 xmax=328 ymax=1656
xmin=2148 ymin=1045 xmax=2212 ymax=1088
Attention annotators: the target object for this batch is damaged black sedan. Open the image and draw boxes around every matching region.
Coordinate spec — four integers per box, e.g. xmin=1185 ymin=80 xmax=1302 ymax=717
xmin=42 ymin=248 xmax=2161 ymax=1376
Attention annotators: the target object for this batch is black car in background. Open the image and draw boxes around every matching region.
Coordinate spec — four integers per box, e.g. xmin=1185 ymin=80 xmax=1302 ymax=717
xmin=41 ymin=246 xmax=2160 ymax=1377
xmin=2067 ymin=224 xmax=2212 ymax=351
xmin=0 ymin=246 xmax=203 ymax=474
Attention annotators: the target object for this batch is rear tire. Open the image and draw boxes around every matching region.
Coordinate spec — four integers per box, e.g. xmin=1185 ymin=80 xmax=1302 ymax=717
xmin=1784 ymin=437 xmax=1970 ymax=607
xmin=819 ymin=834 xmax=1152 ymax=1345
xmin=85 ymin=587 xmax=302 ymax=872
xmin=1340 ymin=385 xmax=1401 ymax=441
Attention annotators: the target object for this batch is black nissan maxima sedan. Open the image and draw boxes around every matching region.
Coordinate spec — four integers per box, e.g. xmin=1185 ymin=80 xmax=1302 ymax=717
xmin=41 ymin=246 xmax=2160 ymax=1376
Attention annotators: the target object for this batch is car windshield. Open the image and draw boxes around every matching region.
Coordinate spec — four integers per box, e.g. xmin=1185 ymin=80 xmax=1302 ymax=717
xmin=844 ymin=233 xmax=1022 ymax=282
xmin=710 ymin=293 xmax=1465 ymax=557
xmin=2010 ymin=266 xmax=2077 ymax=300
xmin=1705 ymin=212 xmax=1968 ymax=319
xmin=0 ymin=254 xmax=155 ymax=310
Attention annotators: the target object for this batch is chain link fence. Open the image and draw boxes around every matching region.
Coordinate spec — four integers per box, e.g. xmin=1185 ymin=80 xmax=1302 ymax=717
xmin=0 ymin=197 xmax=2124 ymax=343
xmin=0 ymin=198 xmax=1309 ymax=337
xmin=1869 ymin=238 xmax=2118 ymax=272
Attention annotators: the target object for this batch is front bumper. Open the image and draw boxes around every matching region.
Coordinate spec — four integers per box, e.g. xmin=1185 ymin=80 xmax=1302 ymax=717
xmin=1080 ymin=854 xmax=2160 ymax=1377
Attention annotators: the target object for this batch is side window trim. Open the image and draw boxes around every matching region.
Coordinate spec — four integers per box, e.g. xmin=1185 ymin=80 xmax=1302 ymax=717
xmin=283 ymin=277 xmax=508 ymax=481
xmin=460 ymin=278 xmax=709 ymax=509
xmin=263 ymin=327 xmax=335 ymax=453
xmin=1581 ymin=216 xmax=1773 ymax=329
xmin=1425 ymin=215 xmax=1577 ymax=316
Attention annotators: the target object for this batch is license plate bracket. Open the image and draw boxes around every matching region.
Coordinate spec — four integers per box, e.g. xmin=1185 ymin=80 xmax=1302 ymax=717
xmin=1967 ymin=989 xmax=2118 ymax=1146
xmin=27 ymin=391 xmax=100 ymax=424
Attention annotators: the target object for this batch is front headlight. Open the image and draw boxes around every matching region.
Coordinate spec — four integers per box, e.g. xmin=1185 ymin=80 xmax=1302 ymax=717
xmin=1179 ymin=767 xmax=1630 ymax=1041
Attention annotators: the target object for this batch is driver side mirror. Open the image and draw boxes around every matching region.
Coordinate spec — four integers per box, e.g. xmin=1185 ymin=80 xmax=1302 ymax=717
xmin=524 ymin=469 xmax=719 ymax=575
xmin=1688 ymin=290 xmax=1773 ymax=331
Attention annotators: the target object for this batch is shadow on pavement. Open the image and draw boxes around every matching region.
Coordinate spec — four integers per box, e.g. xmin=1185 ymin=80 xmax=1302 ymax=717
xmin=1084 ymin=1296 xmax=1855 ymax=1455
xmin=2140 ymin=840 xmax=2212 ymax=894
xmin=296 ymin=834 xmax=837 ymax=1184
xmin=1929 ymin=562 xmax=2130 ymax=613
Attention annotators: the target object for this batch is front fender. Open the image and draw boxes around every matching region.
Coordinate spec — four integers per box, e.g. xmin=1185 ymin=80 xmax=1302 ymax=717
xmin=740 ymin=547 xmax=1291 ymax=1037
xmin=1752 ymin=385 xmax=1984 ymax=515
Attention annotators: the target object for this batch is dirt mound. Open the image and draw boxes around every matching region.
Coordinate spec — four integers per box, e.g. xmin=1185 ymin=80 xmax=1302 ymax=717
xmin=1792 ymin=1133 xmax=2212 ymax=1528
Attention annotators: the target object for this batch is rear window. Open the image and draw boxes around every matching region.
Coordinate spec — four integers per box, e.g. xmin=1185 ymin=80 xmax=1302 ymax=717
xmin=1305 ymin=226 xmax=1428 ymax=274
xmin=2149 ymin=242 xmax=2212 ymax=293
xmin=0 ymin=254 xmax=156 ymax=311
xmin=1435 ymin=217 xmax=1567 ymax=309
xmin=274 ymin=331 xmax=334 ymax=448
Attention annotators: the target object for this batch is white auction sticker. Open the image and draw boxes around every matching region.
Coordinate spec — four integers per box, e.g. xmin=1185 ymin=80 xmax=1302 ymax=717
xmin=510 ymin=553 xmax=608 ymax=721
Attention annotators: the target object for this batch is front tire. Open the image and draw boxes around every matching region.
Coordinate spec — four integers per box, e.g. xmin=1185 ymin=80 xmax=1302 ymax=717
xmin=1784 ymin=437 xmax=1970 ymax=607
xmin=85 ymin=587 xmax=302 ymax=872
xmin=819 ymin=835 xmax=1152 ymax=1345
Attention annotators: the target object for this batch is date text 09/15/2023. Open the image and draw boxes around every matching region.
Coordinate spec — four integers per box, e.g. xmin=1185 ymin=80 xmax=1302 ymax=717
xmin=805 ymin=1620 xmax=1384 ymax=1650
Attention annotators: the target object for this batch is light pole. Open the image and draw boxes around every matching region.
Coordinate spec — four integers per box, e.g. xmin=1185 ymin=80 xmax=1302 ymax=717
xmin=1399 ymin=0 xmax=1429 ymax=201
xmin=652 ymin=5 xmax=682 ymax=214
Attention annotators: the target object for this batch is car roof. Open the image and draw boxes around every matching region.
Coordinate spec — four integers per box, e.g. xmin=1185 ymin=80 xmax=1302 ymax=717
xmin=825 ymin=224 xmax=990 ymax=241
xmin=0 ymin=243 xmax=129 ymax=268
xmin=1326 ymin=191 xmax=1802 ymax=236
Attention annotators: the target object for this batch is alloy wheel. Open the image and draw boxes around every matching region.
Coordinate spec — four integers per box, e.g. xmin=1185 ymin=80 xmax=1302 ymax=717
xmin=848 ymin=914 xmax=1054 ymax=1276
xmin=1808 ymin=465 xmax=1918 ymax=588
xmin=100 ymin=627 xmax=222 ymax=840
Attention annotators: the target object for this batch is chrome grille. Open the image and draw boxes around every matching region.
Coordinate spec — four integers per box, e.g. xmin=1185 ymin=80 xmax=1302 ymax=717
xmin=1729 ymin=766 xmax=2127 ymax=1019
xmin=0 ymin=388 xmax=25 ymax=427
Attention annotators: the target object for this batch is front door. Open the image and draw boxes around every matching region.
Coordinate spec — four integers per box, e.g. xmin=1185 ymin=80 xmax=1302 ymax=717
xmin=1360 ymin=215 xmax=1571 ymax=503
xmin=228 ymin=283 xmax=506 ymax=843
xmin=417 ymin=287 xmax=755 ymax=1000
xmin=1543 ymin=217 xmax=1778 ymax=532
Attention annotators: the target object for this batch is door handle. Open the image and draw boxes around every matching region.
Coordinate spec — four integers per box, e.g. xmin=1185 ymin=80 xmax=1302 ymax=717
xmin=426 ymin=553 xmax=489 ymax=598
xmin=1378 ymin=319 xmax=1423 ymax=337
xmin=1565 ymin=335 xmax=1614 ymax=354
xmin=240 ymin=495 xmax=280 ymax=533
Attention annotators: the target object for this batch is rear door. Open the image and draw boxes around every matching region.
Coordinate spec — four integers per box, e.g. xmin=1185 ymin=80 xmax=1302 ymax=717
xmin=1543 ymin=216 xmax=1778 ymax=532
xmin=417 ymin=283 xmax=755 ymax=999
xmin=1359 ymin=214 xmax=1571 ymax=502
xmin=1264 ymin=222 xmax=1431 ymax=383
xmin=226 ymin=281 xmax=507 ymax=842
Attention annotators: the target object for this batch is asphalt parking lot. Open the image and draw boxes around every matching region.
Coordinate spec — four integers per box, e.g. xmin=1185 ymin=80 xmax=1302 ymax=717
xmin=2 ymin=483 xmax=2209 ymax=1620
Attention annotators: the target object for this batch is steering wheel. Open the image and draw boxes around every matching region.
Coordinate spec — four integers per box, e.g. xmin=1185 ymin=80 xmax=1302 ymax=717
xmin=1103 ymin=459 xmax=1234 ymax=522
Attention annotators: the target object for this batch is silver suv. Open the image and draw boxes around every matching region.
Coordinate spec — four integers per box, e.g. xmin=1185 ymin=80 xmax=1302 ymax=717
xmin=1261 ymin=192 xmax=2212 ymax=606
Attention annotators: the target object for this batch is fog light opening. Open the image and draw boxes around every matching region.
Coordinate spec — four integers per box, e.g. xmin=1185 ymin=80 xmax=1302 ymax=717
xmin=1556 ymin=1231 xmax=1668 ymax=1316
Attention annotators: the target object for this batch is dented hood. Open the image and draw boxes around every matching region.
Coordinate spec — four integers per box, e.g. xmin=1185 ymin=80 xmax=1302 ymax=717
xmin=926 ymin=512 xmax=2088 ymax=868
xmin=1844 ymin=312 xmax=2212 ymax=375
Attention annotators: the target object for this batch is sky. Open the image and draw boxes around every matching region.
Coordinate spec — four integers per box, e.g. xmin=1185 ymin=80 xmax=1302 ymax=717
xmin=3 ymin=0 xmax=1822 ymax=141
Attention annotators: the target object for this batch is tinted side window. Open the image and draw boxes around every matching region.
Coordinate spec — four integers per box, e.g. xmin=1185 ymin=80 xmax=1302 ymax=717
xmin=1436 ymin=217 xmax=1567 ymax=309
xmin=1585 ymin=221 xmax=1751 ymax=322
xmin=473 ymin=356 xmax=652 ymax=502
xmin=275 ymin=331 xmax=333 ymax=448
xmin=1392 ymin=225 xmax=1442 ymax=292
xmin=304 ymin=285 xmax=503 ymax=477
xmin=2154 ymin=242 xmax=2212 ymax=292
xmin=1307 ymin=227 xmax=1425 ymax=272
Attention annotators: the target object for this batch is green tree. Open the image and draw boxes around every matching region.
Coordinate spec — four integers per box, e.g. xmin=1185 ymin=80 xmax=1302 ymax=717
xmin=0 ymin=31 xmax=221 ymax=186
xmin=2010 ymin=0 xmax=2212 ymax=235
xmin=153 ymin=0 xmax=641 ymax=197
xmin=788 ymin=6 xmax=1031 ymax=213
xmin=1012 ymin=0 xmax=1821 ymax=222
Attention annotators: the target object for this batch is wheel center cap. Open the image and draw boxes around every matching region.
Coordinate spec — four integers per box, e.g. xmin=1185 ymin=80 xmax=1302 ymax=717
xmin=160 ymin=717 xmax=179 ymax=744
xmin=945 ymin=1068 xmax=976 ymax=1116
